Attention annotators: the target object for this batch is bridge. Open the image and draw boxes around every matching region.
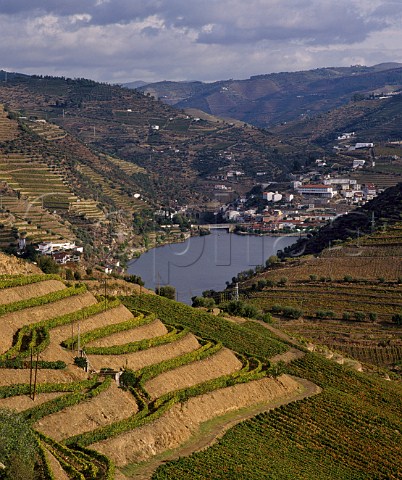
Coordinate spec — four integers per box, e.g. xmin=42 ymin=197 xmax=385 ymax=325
xmin=195 ymin=224 xmax=236 ymax=232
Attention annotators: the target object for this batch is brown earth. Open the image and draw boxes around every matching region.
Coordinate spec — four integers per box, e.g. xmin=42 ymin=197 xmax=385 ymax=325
xmin=92 ymin=374 xmax=309 ymax=468
xmin=87 ymin=319 xmax=168 ymax=348
xmin=144 ymin=348 xmax=242 ymax=400
xmin=0 ymin=291 xmax=97 ymax=354
xmin=0 ymin=367 xmax=87 ymax=386
xmin=87 ymin=333 xmax=200 ymax=372
xmin=83 ymin=280 xmax=154 ymax=297
xmin=0 ymin=252 xmax=41 ymax=275
xmin=0 ymin=392 xmax=67 ymax=412
xmin=39 ymin=304 xmax=134 ymax=364
xmin=35 ymin=382 xmax=138 ymax=442
xmin=0 ymin=279 xmax=66 ymax=305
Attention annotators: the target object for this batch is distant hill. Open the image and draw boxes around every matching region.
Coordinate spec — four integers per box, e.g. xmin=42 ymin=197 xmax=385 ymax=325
xmin=131 ymin=63 xmax=402 ymax=128
xmin=121 ymin=80 xmax=148 ymax=89
xmin=0 ymin=73 xmax=311 ymax=208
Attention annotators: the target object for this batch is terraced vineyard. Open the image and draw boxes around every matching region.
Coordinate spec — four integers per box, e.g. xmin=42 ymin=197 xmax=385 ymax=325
xmin=238 ymin=224 xmax=402 ymax=371
xmin=153 ymin=353 xmax=402 ymax=480
xmin=0 ymin=255 xmax=303 ymax=479
xmin=0 ymin=105 xmax=19 ymax=141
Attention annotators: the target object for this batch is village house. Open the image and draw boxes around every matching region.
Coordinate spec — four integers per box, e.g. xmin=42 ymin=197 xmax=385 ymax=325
xmin=296 ymin=184 xmax=335 ymax=198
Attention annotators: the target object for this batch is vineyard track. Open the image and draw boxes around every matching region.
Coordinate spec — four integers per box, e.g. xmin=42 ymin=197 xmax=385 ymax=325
xmin=0 ymin=279 xmax=66 ymax=305
xmin=87 ymin=333 xmax=201 ymax=371
xmin=40 ymin=304 xmax=135 ymax=363
xmin=144 ymin=348 xmax=243 ymax=400
xmin=87 ymin=319 xmax=168 ymax=348
xmin=116 ymin=375 xmax=321 ymax=480
xmin=0 ymin=367 xmax=88 ymax=386
xmin=0 ymin=392 xmax=67 ymax=412
xmin=35 ymin=382 xmax=138 ymax=442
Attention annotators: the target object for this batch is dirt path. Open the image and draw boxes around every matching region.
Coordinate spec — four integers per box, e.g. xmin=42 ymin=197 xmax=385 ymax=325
xmin=119 ymin=375 xmax=321 ymax=480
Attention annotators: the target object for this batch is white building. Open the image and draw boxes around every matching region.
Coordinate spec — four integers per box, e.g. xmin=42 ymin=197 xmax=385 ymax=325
xmin=263 ymin=191 xmax=283 ymax=202
xmin=37 ymin=241 xmax=79 ymax=255
xmin=355 ymin=142 xmax=374 ymax=149
xmin=297 ymin=184 xmax=335 ymax=198
xmin=353 ymin=159 xmax=366 ymax=169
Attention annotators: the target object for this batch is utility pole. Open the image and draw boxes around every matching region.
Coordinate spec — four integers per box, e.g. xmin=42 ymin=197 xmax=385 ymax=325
xmin=29 ymin=348 xmax=33 ymax=399
xmin=32 ymin=351 xmax=39 ymax=401
xmin=77 ymin=322 xmax=81 ymax=357
xmin=104 ymin=278 xmax=107 ymax=310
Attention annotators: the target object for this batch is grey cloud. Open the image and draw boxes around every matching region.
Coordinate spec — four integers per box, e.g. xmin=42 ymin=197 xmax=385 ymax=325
xmin=0 ymin=0 xmax=400 ymax=83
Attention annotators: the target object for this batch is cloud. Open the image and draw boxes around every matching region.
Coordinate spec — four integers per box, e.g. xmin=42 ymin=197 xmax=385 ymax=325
xmin=0 ymin=0 xmax=400 ymax=82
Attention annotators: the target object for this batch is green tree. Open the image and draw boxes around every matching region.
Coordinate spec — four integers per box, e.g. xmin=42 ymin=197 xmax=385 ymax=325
xmin=265 ymin=255 xmax=279 ymax=268
xmin=37 ymin=255 xmax=59 ymax=274
xmin=65 ymin=268 xmax=74 ymax=280
xmin=156 ymin=285 xmax=176 ymax=300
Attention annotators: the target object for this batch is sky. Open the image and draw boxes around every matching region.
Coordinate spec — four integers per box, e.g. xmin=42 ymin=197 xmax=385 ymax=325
xmin=1 ymin=0 xmax=401 ymax=84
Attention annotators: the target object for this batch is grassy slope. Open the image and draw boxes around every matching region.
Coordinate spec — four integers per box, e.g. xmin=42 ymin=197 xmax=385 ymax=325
xmin=123 ymin=295 xmax=288 ymax=359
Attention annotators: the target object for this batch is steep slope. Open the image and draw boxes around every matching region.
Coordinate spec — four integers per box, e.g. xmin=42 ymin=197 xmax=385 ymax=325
xmin=0 ymin=255 xmax=301 ymax=479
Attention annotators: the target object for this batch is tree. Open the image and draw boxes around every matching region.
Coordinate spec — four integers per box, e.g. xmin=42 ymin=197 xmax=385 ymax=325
xmin=37 ymin=255 xmax=59 ymax=274
xmin=156 ymin=285 xmax=176 ymax=300
xmin=192 ymin=296 xmax=215 ymax=309
xmin=266 ymin=255 xmax=279 ymax=268
xmin=65 ymin=268 xmax=74 ymax=280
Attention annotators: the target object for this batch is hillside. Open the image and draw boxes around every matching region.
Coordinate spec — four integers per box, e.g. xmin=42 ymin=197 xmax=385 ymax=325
xmin=131 ymin=63 xmax=402 ymax=128
xmin=271 ymin=90 xmax=402 ymax=146
xmin=0 ymin=73 xmax=309 ymax=209
xmin=0 ymin=252 xmax=305 ymax=479
xmin=0 ymin=250 xmax=401 ymax=478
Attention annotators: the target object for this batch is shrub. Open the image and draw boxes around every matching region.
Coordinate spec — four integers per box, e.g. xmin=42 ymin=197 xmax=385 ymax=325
xmin=65 ymin=268 xmax=74 ymax=280
xmin=192 ymin=296 xmax=215 ymax=309
xmin=0 ymin=410 xmax=39 ymax=479
xmin=343 ymin=275 xmax=353 ymax=282
xmin=261 ymin=313 xmax=273 ymax=323
xmin=316 ymin=310 xmax=335 ymax=319
xmin=392 ymin=313 xmax=402 ymax=325
xmin=309 ymin=274 xmax=318 ymax=281
xmin=282 ymin=306 xmax=303 ymax=319
xmin=278 ymin=277 xmax=288 ymax=286
xmin=74 ymin=356 xmax=87 ymax=370
xmin=354 ymin=311 xmax=366 ymax=322
xmin=368 ymin=312 xmax=377 ymax=322
xmin=342 ymin=312 xmax=352 ymax=321
xmin=265 ymin=255 xmax=279 ymax=268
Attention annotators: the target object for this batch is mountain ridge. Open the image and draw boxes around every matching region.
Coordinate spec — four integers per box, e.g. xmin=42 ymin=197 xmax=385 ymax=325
xmin=129 ymin=63 xmax=402 ymax=128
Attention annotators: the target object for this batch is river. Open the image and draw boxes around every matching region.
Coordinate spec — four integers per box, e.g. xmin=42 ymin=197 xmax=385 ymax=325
xmin=127 ymin=230 xmax=297 ymax=305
